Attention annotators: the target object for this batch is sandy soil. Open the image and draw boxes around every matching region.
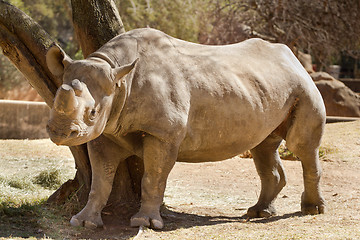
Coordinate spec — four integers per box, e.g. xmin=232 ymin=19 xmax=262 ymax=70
xmin=1 ymin=121 xmax=359 ymax=239
xmin=73 ymin=120 xmax=359 ymax=239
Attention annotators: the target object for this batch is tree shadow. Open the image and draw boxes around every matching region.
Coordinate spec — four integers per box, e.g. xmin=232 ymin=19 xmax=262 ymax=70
xmin=0 ymin=203 xmax=46 ymax=239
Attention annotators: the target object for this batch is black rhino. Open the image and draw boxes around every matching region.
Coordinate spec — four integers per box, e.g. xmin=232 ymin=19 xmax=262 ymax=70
xmin=46 ymin=28 xmax=326 ymax=229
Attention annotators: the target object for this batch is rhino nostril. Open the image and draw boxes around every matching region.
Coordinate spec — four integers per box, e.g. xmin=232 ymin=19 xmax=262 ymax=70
xmin=68 ymin=125 xmax=80 ymax=138
xmin=69 ymin=130 xmax=79 ymax=138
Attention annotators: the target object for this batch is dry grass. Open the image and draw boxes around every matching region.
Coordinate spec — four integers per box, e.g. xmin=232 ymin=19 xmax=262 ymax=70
xmin=0 ymin=140 xmax=75 ymax=239
xmin=0 ymin=121 xmax=359 ymax=239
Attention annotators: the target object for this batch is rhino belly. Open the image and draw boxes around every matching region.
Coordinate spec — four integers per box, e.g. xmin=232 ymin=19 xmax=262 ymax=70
xmin=177 ymin=109 xmax=282 ymax=163
xmin=177 ymin=137 xmax=256 ymax=163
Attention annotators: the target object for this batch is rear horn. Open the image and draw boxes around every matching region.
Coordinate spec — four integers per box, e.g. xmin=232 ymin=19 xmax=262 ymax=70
xmin=71 ymin=79 xmax=83 ymax=96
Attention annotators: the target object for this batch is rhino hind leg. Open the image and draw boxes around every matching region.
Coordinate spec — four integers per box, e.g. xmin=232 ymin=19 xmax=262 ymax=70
xmin=285 ymin=98 xmax=326 ymax=215
xmin=71 ymin=135 xmax=131 ymax=229
xmin=247 ymin=133 xmax=286 ymax=218
xmin=130 ymin=135 xmax=178 ymax=229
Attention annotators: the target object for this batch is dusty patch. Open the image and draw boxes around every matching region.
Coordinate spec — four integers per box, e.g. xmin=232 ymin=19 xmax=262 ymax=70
xmin=81 ymin=121 xmax=360 ymax=239
xmin=0 ymin=121 xmax=359 ymax=239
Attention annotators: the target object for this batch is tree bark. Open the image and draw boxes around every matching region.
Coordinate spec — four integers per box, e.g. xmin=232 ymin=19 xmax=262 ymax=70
xmin=0 ymin=0 xmax=143 ymax=213
xmin=71 ymin=0 xmax=125 ymax=57
xmin=0 ymin=0 xmax=91 ymax=204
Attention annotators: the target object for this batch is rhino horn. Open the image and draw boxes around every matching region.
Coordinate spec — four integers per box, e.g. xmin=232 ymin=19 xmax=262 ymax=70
xmin=71 ymin=79 xmax=83 ymax=96
xmin=54 ymin=84 xmax=78 ymax=114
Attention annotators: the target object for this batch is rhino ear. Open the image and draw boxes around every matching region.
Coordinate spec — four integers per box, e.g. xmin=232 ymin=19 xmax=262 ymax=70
xmin=46 ymin=43 xmax=73 ymax=78
xmin=112 ymin=58 xmax=139 ymax=86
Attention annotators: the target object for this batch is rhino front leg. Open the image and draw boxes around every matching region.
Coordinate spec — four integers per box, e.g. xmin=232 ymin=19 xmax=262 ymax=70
xmin=248 ymin=134 xmax=286 ymax=218
xmin=70 ymin=135 xmax=131 ymax=229
xmin=130 ymin=135 xmax=177 ymax=229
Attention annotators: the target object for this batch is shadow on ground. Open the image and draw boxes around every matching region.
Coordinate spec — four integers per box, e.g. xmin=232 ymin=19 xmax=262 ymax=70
xmin=0 ymin=203 xmax=304 ymax=239
xmin=0 ymin=203 xmax=47 ymax=238
xmin=160 ymin=208 xmax=303 ymax=231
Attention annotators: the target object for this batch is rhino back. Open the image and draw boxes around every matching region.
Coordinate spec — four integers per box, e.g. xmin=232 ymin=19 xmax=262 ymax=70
xmin=102 ymin=29 xmax=321 ymax=162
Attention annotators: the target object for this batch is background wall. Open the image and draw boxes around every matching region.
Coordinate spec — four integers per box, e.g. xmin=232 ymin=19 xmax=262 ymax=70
xmin=0 ymin=100 xmax=49 ymax=139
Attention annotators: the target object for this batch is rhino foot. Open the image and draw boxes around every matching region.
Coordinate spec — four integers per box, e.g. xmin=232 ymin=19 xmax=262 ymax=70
xmin=130 ymin=211 xmax=164 ymax=229
xmin=247 ymin=204 xmax=277 ymax=218
xmin=301 ymin=192 xmax=326 ymax=215
xmin=70 ymin=214 xmax=103 ymax=229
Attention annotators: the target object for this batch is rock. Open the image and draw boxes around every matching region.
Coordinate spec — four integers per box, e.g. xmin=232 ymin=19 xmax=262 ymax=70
xmin=311 ymin=72 xmax=360 ymax=117
xmin=297 ymin=51 xmax=314 ymax=74
xmin=311 ymin=72 xmax=335 ymax=81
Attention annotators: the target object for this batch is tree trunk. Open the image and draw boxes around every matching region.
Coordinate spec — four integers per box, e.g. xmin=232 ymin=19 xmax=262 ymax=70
xmin=0 ymin=0 xmax=91 ymax=205
xmin=0 ymin=0 xmax=143 ymax=216
xmin=71 ymin=0 xmax=125 ymax=57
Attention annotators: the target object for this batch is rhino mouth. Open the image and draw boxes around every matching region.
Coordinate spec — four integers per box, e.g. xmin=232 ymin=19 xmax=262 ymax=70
xmin=47 ymin=121 xmax=88 ymax=145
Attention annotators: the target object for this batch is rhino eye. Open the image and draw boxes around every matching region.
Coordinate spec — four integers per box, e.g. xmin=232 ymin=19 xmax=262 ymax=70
xmin=88 ymin=109 xmax=97 ymax=120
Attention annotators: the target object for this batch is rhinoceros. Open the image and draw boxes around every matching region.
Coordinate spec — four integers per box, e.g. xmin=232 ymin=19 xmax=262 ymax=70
xmin=46 ymin=28 xmax=326 ymax=229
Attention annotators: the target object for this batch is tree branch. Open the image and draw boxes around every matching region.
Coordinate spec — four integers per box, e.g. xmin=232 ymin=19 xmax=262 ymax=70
xmin=0 ymin=0 xmax=59 ymax=105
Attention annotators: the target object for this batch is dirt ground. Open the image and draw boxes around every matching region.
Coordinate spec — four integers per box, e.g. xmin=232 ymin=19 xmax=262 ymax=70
xmin=1 ymin=121 xmax=359 ymax=239
xmin=71 ymin=120 xmax=359 ymax=239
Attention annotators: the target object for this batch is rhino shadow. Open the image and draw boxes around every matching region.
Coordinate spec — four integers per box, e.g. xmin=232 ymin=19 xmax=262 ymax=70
xmin=0 ymin=200 xmax=303 ymax=239
xmin=158 ymin=207 xmax=303 ymax=231
xmin=0 ymin=194 xmax=303 ymax=239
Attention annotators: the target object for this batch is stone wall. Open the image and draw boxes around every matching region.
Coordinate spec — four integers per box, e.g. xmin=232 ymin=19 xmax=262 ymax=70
xmin=0 ymin=100 xmax=49 ymax=139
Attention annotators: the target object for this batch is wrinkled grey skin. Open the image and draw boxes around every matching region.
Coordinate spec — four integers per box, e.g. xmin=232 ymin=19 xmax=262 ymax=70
xmin=46 ymin=28 xmax=326 ymax=229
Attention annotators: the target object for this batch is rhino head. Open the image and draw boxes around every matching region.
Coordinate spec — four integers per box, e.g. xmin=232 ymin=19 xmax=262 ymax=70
xmin=46 ymin=45 xmax=137 ymax=146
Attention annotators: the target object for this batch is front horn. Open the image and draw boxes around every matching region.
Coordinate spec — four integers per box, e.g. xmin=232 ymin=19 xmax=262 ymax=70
xmin=54 ymin=84 xmax=78 ymax=114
